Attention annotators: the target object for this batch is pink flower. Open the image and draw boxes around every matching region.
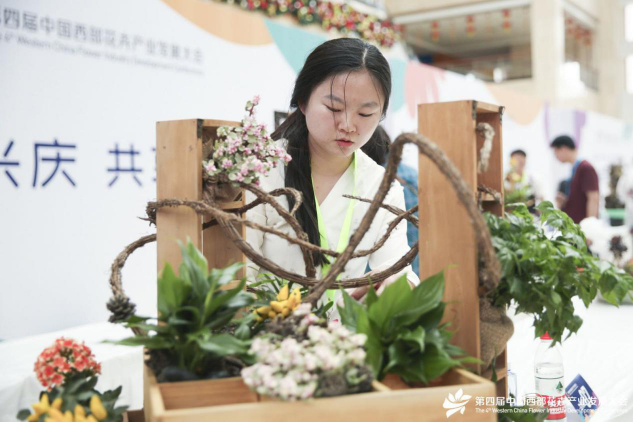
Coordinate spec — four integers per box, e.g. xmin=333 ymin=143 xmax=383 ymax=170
xmin=253 ymin=95 xmax=260 ymax=105
xmin=44 ymin=365 xmax=55 ymax=377
xmin=51 ymin=373 xmax=63 ymax=385
xmin=74 ymin=357 xmax=86 ymax=371
xmin=222 ymin=159 xmax=233 ymax=169
xmin=34 ymin=337 xmax=101 ymax=390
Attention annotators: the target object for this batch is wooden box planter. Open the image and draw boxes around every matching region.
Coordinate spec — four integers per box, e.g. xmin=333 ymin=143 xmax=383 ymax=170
xmin=143 ymin=364 xmax=496 ymax=421
xmin=148 ymin=109 xmax=499 ymax=421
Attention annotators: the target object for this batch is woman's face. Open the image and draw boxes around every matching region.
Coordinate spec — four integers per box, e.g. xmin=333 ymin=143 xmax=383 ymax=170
xmin=302 ymin=70 xmax=384 ymax=159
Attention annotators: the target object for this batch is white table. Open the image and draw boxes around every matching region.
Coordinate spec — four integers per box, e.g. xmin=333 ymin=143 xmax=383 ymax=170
xmin=507 ymin=297 xmax=633 ymax=421
xmin=0 ymin=322 xmax=143 ymax=422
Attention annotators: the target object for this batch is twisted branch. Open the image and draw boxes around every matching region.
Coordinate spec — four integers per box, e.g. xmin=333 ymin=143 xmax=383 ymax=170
xmin=109 ymin=129 xmax=501 ymax=326
xmin=305 ymin=132 xmax=501 ymax=303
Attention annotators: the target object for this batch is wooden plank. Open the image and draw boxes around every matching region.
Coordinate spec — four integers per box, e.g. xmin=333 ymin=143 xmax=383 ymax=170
xmin=145 ymin=366 xmax=494 ymax=421
xmin=418 ymin=101 xmax=481 ymax=369
xmin=475 ymin=101 xmax=502 ymax=114
xmin=496 ymin=349 xmax=508 ymax=398
xmin=156 ymin=119 xmax=203 ymax=282
xmin=476 ymin=105 xmax=507 ymax=396
xmin=144 ymin=365 xmax=165 ymax=420
xmin=123 ymin=410 xmax=144 ymax=422
xmin=202 ymin=119 xmax=241 ymax=128
xmin=155 ymin=369 xmax=495 ymax=422
xmin=159 ymin=376 xmax=258 ymax=410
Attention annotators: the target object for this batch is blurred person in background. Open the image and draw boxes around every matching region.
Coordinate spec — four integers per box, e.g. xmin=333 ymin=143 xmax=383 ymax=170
xmin=363 ymin=126 xmax=419 ymax=276
xmin=504 ymin=149 xmax=542 ymax=213
xmin=551 ymin=135 xmax=599 ymax=224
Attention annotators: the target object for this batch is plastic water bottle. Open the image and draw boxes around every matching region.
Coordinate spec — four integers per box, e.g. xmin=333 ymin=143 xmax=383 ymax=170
xmin=534 ymin=332 xmax=567 ymax=421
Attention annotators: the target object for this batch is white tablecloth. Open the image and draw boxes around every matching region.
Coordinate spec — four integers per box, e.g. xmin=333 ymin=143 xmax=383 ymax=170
xmin=507 ymin=297 xmax=633 ymax=421
xmin=0 ymin=322 xmax=143 ymax=422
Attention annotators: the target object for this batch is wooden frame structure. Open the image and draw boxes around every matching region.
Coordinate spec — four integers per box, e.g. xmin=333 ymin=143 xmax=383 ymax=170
xmin=156 ymin=119 xmax=247 ymax=278
xmin=418 ymin=100 xmax=507 ymax=397
xmin=147 ymin=110 xmax=502 ymax=419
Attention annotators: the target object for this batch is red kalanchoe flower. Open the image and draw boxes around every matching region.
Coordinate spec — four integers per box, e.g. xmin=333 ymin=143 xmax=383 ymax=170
xmin=33 ymin=337 xmax=101 ymax=390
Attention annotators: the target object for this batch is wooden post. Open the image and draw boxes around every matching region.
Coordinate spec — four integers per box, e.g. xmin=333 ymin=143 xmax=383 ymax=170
xmin=156 ymin=119 xmax=204 ymax=273
xmin=156 ymin=119 xmax=246 ymax=279
xmin=418 ymin=100 xmax=508 ymax=397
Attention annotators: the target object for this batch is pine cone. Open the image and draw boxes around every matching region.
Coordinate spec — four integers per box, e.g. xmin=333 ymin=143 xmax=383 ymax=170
xmin=106 ymin=295 xmax=136 ymax=323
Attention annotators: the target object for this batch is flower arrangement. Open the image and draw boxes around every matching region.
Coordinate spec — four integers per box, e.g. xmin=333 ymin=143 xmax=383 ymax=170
xmin=34 ymin=337 xmax=102 ymax=391
xmin=203 ymin=96 xmax=291 ymax=186
xmin=217 ymin=0 xmax=403 ymax=47
xmin=241 ymin=304 xmax=373 ymax=401
xmin=18 ymin=338 xmax=127 ymax=422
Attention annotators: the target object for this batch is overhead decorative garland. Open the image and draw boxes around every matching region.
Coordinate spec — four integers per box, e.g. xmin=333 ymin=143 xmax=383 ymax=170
xmin=216 ymin=0 xmax=403 ymax=47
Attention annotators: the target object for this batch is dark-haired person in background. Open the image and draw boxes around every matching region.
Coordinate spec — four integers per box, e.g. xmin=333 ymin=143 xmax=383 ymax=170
xmin=364 ymin=126 xmax=419 ymax=277
xmin=245 ymin=38 xmax=419 ymax=307
xmin=551 ymin=135 xmax=599 ymax=223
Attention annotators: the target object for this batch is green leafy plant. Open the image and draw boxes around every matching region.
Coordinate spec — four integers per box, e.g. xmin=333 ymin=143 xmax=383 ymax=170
xmin=504 ymin=185 xmax=532 ymax=206
xmin=110 ymin=240 xmax=255 ymax=380
xmin=337 ymin=272 xmax=477 ymax=384
xmin=486 ymin=201 xmax=633 ymax=345
xmin=17 ymin=376 xmax=127 ymax=422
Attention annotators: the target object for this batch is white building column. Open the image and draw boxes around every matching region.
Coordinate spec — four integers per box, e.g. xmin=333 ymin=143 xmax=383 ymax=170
xmin=531 ymin=0 xmax=566 ymax=102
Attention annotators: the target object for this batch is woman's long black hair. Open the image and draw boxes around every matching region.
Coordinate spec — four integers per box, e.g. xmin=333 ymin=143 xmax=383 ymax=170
xmin=271 ymin=38 xmax=392 ymax=266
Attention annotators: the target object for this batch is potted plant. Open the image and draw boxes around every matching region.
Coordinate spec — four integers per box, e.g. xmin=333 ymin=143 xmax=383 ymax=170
xmin=483 ymin=201 xmax=633 ymax=357
xmin=17 ymin=338 xmax=127 ymax=422
xmin=336 ymin=272 xmax=478 ymax=387
xmin=108 ymin=240 xmax=258 ymax=409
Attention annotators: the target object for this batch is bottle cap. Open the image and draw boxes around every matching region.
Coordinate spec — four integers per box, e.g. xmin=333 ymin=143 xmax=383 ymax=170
xmin=540 ymin=332 xmax=552 ymax=340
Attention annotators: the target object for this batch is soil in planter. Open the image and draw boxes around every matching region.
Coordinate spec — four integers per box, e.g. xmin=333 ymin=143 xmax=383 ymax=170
xmin=317 ymin=367 xmax=374 ymax=397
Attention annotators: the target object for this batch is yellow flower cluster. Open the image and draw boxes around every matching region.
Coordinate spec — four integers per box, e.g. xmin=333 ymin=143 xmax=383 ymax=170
xmin=252 ymin=284 xmax=302 ymax=322
xmin=28 ymin=394 xmax=108 ymax=422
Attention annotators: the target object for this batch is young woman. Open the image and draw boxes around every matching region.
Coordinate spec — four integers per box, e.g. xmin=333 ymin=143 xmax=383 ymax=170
xmin=246 ymin=38 xmax=419 ymax=300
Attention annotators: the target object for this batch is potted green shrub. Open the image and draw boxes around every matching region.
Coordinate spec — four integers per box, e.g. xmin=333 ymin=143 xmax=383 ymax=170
xmin=108 ymin=241 xmax=258 ymax=409
xmin=484 ymin=201 xmax=633 ymax=354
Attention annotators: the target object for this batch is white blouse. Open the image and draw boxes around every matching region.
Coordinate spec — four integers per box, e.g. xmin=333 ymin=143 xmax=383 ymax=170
xmin=245 ymin=143 xmax=420 ymax=293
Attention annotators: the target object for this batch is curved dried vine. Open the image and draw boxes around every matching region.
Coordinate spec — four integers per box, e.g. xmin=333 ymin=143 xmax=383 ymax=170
xmin=108 ymin=130 xmax=500 ymax=323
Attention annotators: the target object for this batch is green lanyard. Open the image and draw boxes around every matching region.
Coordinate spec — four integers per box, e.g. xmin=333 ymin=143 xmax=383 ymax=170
xmin=312 ymin=152 xmax=358 ymax=303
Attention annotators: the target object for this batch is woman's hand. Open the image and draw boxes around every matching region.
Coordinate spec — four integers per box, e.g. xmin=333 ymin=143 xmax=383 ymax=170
xmin=349 ymin=272 xmax=414 ymax=301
